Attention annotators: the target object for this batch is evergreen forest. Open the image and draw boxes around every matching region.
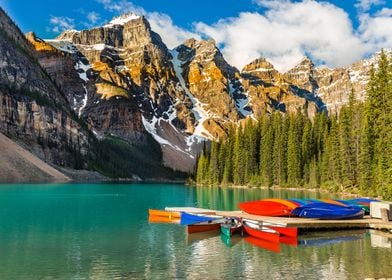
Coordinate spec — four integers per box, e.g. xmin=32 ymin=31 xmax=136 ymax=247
xmin=195 ymin=51 xmax=392 ymax=199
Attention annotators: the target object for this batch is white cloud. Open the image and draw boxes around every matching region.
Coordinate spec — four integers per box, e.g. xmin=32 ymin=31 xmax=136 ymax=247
xmin=87 ymin=12 xmax=101 ymax=24
xmin=95 ymin=0 xmax=146 ymax=14
xmin=49 ymin=16 xmax=75 ymax=33
xmin=195 ymin=1 xmax=367 ymax=72
xmin=148 ymin=12 xmax=200 ymax=48
xmin=376 ymin=7 xmax=392 ymax=16
xmin=359 ymin=11 xmax=392 ymax=51
xmin=355 ymin=0 xmax=384 ymax=12
xmin=64 ymin=0 xmax=392 ymax=71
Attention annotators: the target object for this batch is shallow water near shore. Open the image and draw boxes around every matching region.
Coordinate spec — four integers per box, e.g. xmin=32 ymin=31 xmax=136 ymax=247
xmin=0 ymin=183 xmax=391 ymax=279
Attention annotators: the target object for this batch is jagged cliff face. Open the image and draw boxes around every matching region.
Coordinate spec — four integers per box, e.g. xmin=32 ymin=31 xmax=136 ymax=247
xmin=283 ymin=55 xmax=382 ymax=114
xmin=173 ymin=38 xmax=244 ymax=139
xmin=241 ymin=53 xmax=383 ymax=116
xmin=10 ymin=12 xmax=382 ymax=172
xmin=240 ymin=58 xmax=319 ymax=118
xmin=0 ymin=8 xmax=90 ymax=167
xmin=40 ymin=15 xmax=198 ymax=171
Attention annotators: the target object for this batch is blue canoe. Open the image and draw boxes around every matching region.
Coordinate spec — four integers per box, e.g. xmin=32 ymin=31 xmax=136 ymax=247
xmin=347 ymin=198 xmax=379 ymax=204
xmin=291 ymin=202 xmax=364 ymax=220
xmin=180 ymin=212 xmax=220 ymax=225
xmin=340 ymin=198 xmax=379 ymax=214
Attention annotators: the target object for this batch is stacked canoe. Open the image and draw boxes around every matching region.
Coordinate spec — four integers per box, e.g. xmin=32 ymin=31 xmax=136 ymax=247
xmin=239 ymin=198 xmax=378 ymax=219
xmin=148 ymin=197 xmax=378 ymax=251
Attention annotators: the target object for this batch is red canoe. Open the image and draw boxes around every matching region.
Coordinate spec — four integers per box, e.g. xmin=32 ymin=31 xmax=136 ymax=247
xmin=239 ymin=200 xmax=295 ymax=217
xmin=279 ymin=235 xmax=298 ymax=246
xmin=268 ymin=226 xmax=298 ymax=237
xmin=243 ymin=222 xmax=280 ymax=243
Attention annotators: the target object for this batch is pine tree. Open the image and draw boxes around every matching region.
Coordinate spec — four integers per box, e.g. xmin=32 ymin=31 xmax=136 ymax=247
xmin=301 ymin=115 xmax=313 ymax=185
xmin=196 ymin=152 xmax=206 ymax=184
xmin=339 ymin=104 xmax=356 ymax=187
xmin=272 ymin=112 xmax=287 ymax=186
xmin=287 ymin=113 xmax=301 ymax=186
xmin=233 ymin=126 xmax=245 ymax=185
xmin=259 ymin=114 xmax=274 ymax=186
xmin=208 ymin=141 xmax=219 ymax=185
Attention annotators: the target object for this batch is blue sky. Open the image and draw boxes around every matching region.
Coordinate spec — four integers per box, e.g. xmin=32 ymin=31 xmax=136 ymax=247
xmin=1 ymin=0 xmax=391 ymax=71
xmin=1 ymin=0 xmax=362 ymax=37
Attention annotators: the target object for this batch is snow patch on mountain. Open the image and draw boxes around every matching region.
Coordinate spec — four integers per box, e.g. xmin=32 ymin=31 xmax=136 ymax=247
xmin=104 ymin=13 xmax=141 ymax=28
xmin=78 ymin=85 xmax=88 ymax=117
xmin=74 ymin=60 xmax=91 ymax=82
xmin=142 ymin=116 xmax=194 ymax=156
xmin=229 ymin=81 xmax=252 ymax=117
xmin=45 ymin=40 xmax=78 ymax=53
xmin=170 ymin=49 xmax=213 ymax=140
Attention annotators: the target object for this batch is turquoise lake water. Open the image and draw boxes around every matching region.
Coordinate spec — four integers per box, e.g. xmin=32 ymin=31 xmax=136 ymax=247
xmin=0 ymin=183 xmax=391 ymax=279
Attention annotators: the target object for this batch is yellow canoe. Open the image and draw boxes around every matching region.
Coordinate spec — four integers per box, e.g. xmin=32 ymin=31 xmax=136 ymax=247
xmin=262 ymin=198 xmax=299 ymax=209
xmin=321 ymin=199 xmax=346 ymax=206
xmin=148 ymin=209 xmax=181 ymax=219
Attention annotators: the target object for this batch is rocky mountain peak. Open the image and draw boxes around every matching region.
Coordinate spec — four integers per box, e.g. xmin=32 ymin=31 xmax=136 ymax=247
xmin=241 ymin=57 xmax=279 ymax=84
xmin=284 ymin=56 xmax=317 ymax=95
xmin=287 ymin=56 xmax=315 ymax=74
xmin=181 ymin=38 xmax=198 ymax=49
xmin=55 ymin=14 xmax=158 ymax=51
xmin=56 ymin=29 xmax=80 ymax=41
xmin=177 ymin=38 xmax=221 ymax=64
xmin=242 ymin=58 xmax=276 ymax=72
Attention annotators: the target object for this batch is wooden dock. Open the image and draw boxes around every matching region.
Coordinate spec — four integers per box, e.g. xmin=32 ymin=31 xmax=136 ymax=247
xmin=217 ymin=210 xmax=392 ymax=231
xmin=166 ymin=207 xmax=392 ymax=232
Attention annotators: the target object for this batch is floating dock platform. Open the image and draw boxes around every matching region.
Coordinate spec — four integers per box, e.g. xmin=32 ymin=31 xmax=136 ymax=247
xmin=165 ymin=207 xmax=392 ymax=232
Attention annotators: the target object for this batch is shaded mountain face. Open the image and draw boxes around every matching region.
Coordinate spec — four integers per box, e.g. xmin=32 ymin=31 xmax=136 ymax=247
xmin=9 ymin=12 xmax=382 ymax=172
xmin=0 ymin=9 xmax=184 ymax=181
xmin=0 ymin=8 xmax=90 ymax=167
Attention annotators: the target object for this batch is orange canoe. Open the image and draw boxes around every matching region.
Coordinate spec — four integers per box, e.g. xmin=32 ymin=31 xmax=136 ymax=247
xmin=262 ymin=198 xmax=300 ymax=209
xmin=148 ymin=209 xmax=181 ymax=219
xmin=321 ymin=199 xmax=346 ymax=206
xmin=148 ymin=215 xmax=180 ymax=224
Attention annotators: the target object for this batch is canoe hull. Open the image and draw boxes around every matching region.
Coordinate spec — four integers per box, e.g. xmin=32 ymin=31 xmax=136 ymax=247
xmin=291 ymin=203 xmax=365 ymax=220
xmin=148 ymin=209 xmax=181 ymax=219
xmin=239 ymin=200 xmax=293 ymax=217
xmin=243 ymin=224 xmax=280 ymax=243
xmin=148 ymin=215 xmax=180 ymax=224
xmin=269 ymin=226 xmax=298 ymax=237
xmin=220 ymin=224 xmax=243 ymax=237
xmin=181 ymin=212 xmax=219 ymax=225
xmin=188 ymin=223 xmax=221 ymax=234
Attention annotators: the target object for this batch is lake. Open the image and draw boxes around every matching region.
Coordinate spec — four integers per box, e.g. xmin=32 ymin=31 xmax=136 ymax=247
xmin=0 ymin=183 xmax=391 ymax=279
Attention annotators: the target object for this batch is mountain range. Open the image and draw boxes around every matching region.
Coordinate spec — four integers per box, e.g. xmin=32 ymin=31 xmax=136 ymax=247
xmin=0 ymin=9 xmax=384 ymax=180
